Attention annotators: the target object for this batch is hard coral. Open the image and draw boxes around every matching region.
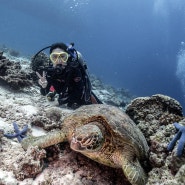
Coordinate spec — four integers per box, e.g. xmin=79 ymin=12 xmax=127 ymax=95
xmin=13 ymin=146 xmax=46 ymax=180
xmin=30 ymin=52 xmax=50 ymax=72
xmin=30 ymin=52 xmax=50 ymax=82
xmin=126 ymin=94 xmax=185 ymax=184
xmin=159 ymin=112 xmax=182 ymax=125
xmin=126 ymin=94 xmax=183 ymax=124
xmin=0 ymin=55 xmax=33 ymax=90
xmin=45 ymin=107 xmax=63 ymax=122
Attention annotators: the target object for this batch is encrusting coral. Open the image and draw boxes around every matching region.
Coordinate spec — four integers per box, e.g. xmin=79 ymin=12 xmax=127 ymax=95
xmin=126 ymin=94 xmax=185 ymax=184
xmin=13 ymin=146 xmax=46 ymax=180
xmin=0 ymin=51 xmax=33 ymax=90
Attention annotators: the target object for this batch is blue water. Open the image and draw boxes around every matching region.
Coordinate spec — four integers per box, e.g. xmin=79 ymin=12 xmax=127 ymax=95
xmin=1 ymin=0 xmax=185 ymax=110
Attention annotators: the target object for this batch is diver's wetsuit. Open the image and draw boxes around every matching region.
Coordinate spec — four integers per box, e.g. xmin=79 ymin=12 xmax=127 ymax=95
xmin=39 ymin=65 xmax=90 ymax=108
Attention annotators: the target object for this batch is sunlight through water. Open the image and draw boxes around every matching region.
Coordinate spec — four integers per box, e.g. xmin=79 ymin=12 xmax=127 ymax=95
xmin=176 ymin=42 xmax=185 ymax=97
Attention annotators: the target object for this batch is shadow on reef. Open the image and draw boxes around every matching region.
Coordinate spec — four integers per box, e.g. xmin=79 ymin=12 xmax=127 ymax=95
xmin=44 ymin=143 xmax=131 ymax=185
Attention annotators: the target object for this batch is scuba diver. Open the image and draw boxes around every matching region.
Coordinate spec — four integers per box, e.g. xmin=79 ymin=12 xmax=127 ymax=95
xmin=34 ymin=42 xmax=102 ymax=109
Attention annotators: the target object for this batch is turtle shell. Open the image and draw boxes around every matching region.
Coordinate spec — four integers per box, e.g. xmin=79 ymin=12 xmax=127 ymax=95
xmin=64 ymin=104 xmax=149 ymax=160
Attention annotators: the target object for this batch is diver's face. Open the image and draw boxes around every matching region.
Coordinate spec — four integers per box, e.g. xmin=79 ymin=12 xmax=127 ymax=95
xmin=50 ymin=48 xmax=68 ymax=67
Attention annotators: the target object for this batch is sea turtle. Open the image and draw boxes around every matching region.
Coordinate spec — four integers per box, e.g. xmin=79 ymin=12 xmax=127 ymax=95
xmin=22 ymin=104 xmax=149 ymax=185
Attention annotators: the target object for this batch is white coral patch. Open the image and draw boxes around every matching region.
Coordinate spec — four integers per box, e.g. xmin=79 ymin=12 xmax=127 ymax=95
xmin=0 ymin=169 xmax=18 ymax=184
xmin=20 ymin=105 xmax=38 ymax=116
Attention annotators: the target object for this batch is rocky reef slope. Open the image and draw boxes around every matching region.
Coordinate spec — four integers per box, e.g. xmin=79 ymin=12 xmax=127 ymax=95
xmin=0 ymin=49 xmax=185 ymax=185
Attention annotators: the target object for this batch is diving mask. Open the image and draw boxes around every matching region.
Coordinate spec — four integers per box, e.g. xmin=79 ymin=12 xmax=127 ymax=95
xmin=50 ymin=51 xmax=69 ymax=64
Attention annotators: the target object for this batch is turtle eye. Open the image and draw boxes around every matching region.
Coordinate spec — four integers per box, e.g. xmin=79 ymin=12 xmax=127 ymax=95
xmin=87 ymin=145 xmax=93 ymax=150
xmin=76 ymin=136 xmax=83 ymax=142
xmin=93 ymin=134 xmax=98 ymax=139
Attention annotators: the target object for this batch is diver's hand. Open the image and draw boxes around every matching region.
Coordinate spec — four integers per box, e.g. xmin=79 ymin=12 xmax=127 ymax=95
xmin=36 ymin=71 xmax=48 ymax=88
xmin=58 ymin=93 xmax=69 ymax=105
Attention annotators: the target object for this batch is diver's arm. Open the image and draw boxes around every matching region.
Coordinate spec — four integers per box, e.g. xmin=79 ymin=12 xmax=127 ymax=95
xmin=40 ymin=85 xmax=50 ymax=96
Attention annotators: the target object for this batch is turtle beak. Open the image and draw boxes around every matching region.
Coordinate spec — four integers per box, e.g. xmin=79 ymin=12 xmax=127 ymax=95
xmin=70 ymin=136 xmax=85 ymax=151
xmin=70 ymin=140 xmax=81 ymax=151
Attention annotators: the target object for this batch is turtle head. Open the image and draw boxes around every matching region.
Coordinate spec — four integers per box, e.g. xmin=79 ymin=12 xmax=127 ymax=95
xmin=70 ymin=122 xmax=104 ymax=153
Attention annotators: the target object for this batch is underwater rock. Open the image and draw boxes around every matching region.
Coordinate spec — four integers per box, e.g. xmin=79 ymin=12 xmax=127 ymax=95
xmin=175 ymin=164 xmax=185 ymax=184
xmin=32 ymin=143 xmax=129 ymax=185
xmin=31 ymin=107 xmax=71 ymax=131
xmin=0 ymin=51 xmax=6 ymax=60
xmin=1 ymin=50 xmax=185 ymax=184
xmin=30 ymin=52 xmax=50 ymax=72
xmin=9 ymin=49 xmax=20 ymax=57
xmin=45 ymin=107 xmax=67 ymax=122
xmin=90 ymin=74 xmax=133 ymax=109
xmin=30 ymin=52 xmax=50 ymax=82
xmin=126 ymin=94 xmax=185 ymax=184
xmin=126 ymin=94 xmax=183 ymax=124
xmin=13 ymin=146 xmax=46 ymax=180
xmin=0 ymin=54 xmax=33 ymax=90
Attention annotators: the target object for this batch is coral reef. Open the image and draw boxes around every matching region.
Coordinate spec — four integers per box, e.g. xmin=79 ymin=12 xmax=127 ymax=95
xmin=13 ymin=146 xmax=46 ymax=180
xmin=32 ymin=143 xmax=128 ymax=185
xmin=90 ymin=74 xmax=133 ymax=109
xmin=0 ymin=51 xmax=33 ymax=90
xmin=0 ymin=85 xmax=130 ymax=185
xmin=30 ymin=52 xmax=50 ymax=83
xmin=1 ymin=49 xmax=185 ymax=184
xmin=31 ymin=107 xmax=71 ymax=131
xmin=0 ymin=50 xmax=134 ymax=184
xmin=30 ymin=52 xmax=50 ymax=72
xmin=126 ymin=94 xmax=185 ymax=184
xmin=126 ymin=94 xmax=183 ymax=124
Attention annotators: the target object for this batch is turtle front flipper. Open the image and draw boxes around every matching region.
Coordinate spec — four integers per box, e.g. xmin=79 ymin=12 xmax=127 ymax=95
xmin=112 ymin=150 xmax=147 ymax=185
xmin=21 ymin=130 xmax=68 ymax=150
xmin=121 ymin=157 xmax=147 ymax=185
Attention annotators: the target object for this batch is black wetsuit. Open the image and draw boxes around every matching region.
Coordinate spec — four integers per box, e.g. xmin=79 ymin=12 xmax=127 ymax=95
xmin=40 ymin=64 xmax=90 ymax=107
